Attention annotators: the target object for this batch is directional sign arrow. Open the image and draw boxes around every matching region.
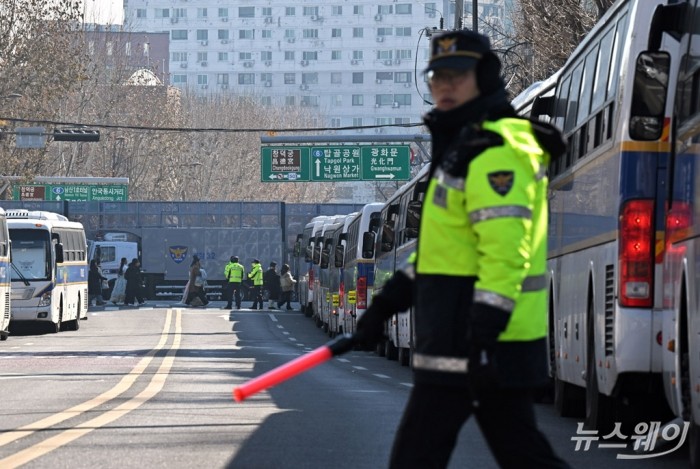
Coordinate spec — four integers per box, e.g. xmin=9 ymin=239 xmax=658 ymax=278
xmin=375 ymin=174 xmax=396 ymax=179
xmin=315 ymin=158 xmax=321 ymax=177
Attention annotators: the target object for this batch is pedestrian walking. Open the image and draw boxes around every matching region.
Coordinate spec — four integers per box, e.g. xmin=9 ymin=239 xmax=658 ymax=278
xmin=88 ymin=259 xmax=107 ymax=306
xmin=356 ymin=29 xmax=569 ymax=469
xmin=124 ymin=258 xmax=146 ymax=306
xmin=263 ymin=261 xmax=281 ymax=309
xmin=278 ymin=264 xmax=296 ymax=310
xmin=109 ymin=257 xmax=128 ymax=304
xmin=223 ymin=256 xmax=245 ymax=309
xmin=248 ymin=259 xmax=263 ymax=309
xmin=186 ymin=255 xmax=209 ymax=307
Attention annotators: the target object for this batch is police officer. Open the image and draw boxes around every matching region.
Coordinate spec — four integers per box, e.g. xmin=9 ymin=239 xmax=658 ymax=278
xmin=223 ymin=256 xmax=245 ymax=309
xmin=248 ymin=259 xmax=264 ymax=310
xmin=356 ymin=30 xmax=569 ymax=468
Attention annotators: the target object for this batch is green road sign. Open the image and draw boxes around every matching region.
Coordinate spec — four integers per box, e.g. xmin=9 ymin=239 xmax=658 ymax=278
xmin=261 ymin=145 xmax=410 ymax=182
xmin=13 ymin=184 xmax=129 ymax=201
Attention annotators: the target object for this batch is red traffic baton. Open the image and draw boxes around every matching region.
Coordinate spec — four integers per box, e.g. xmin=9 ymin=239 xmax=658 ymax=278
xmin=233 ymin=333 xmax=357 ymax=402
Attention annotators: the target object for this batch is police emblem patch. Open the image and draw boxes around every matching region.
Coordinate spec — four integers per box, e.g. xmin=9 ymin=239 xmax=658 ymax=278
xmin=488 ymin=171 xmax=514 ymax=196
xmin=169 ymin=246 xmax=188 ymax=264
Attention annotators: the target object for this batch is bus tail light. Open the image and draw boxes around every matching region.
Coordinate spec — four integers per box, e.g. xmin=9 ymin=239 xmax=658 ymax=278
xmin=357 ymin=276 xmax=367 ymax=309
xmin=619 ymin=199 xmax=654 ymax=308
xmin=665 ymin=201 xmax=692 ymax=251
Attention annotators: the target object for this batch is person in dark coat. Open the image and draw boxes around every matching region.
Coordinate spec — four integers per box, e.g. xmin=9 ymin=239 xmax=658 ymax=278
xmin=88 ymin=259 xmax=107 ymax=306
xmin=124 ymin=258 xmax=145 ymax=306
xmin=263 ymin=262 xmax=281 ymax=309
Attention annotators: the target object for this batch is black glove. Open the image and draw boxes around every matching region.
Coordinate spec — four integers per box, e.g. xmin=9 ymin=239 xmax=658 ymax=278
xmin=355 ymin=296 xmax=395 ymax=350
xmin=468 ymin=303 xmax=511 ymax=395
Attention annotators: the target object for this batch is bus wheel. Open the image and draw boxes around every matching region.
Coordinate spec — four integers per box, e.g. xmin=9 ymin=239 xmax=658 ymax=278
xmin=584 ymin=300 xmax=615 ymax=432
xmin=398 ymin=347 xmax=410 ymax=367
xmin=0 ymin=332 xmax=7 ymax=341
xmin=554 ymin=375 xmax=583 ymax=418
xmin=70 ymin=302 xmax=81 ymax=331
xmin=376 ymin=340 xmax=386 ymax=357
xmin=53 ymin=305 xmax=63 ymax=333
xmin=385 ymin=340 xmax=398 ymax=361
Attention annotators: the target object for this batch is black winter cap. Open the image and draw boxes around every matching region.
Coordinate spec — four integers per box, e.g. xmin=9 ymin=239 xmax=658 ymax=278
xmin=424 ymin=29 xmax=491 ymax=73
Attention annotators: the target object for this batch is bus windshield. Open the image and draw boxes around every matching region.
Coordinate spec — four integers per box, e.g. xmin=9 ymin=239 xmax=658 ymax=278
xmin=10 ymin=228 xmax=51 ymax=281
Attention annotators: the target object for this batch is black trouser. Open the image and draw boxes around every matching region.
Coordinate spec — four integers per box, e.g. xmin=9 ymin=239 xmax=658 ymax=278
xmin=251 ymin=285 xmax=263 ymax=309
xmin=279 ymin=290 xmax=293 ymax=309
xmin=389 ymin=382 xmax=570 ymax=469
xmin=224 ymin=282 xmax=241 ymax=308
xmin=186 ymin=288 xmax=209 ymax=306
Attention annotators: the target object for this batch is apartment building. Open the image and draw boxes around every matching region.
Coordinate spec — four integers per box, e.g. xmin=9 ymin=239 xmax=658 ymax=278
xmin=122 ymin=1 xmax=509 ymax=136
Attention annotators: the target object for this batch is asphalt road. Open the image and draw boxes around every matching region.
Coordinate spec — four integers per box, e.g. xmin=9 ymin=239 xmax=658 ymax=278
xmin=0 ymin=302 xmax=690 ymax=468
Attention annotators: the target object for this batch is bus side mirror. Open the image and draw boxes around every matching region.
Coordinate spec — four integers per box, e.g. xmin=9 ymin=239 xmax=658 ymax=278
xmin=629 ymin=51 xmax=670 ymax=141
xmin=293 ymin=241 xmax=301 ymax=257
xmin=55 ymin=243 xmax=65 ymax=264
xmin=334 ymin=244 xmax=345 ymax=268
xmin=361 ymin=232 xmax=375 ymax=259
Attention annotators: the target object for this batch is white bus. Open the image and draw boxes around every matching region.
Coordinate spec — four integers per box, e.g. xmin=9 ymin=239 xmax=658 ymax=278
xmin=530 ymin=0 xmax=677 ymax=432
xmin=339 ymin=203 xmax=384 ymax=336
xmin=8 ymin=210 xmax=88 ymax=332
xmin=0 ymin=208 xmax=10 ymax=340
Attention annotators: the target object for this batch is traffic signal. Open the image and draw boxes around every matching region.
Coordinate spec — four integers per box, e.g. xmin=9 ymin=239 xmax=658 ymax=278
xmin=53 ymin=128 xmax=100 ymax=142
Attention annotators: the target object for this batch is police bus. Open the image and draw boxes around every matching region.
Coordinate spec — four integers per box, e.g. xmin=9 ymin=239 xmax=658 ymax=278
xmin=297 ymin=216 xmax=328 ymax=316
xmin=651 ymin=1 xmax=700 ymax=464
xmin=0 ymin=208 xmax=10 ymax=340
xmin=373 ymin=165 xmax=429 ymax=365
xmin=339 ymin=203 xmax=384 ymax=337
xmin=312 ymin=216 xmax=346 ymax=331
xmin=7 ymin=210 xmax=88 ymax=332
xmin=518 ymin=0 xmax=676 ymax=431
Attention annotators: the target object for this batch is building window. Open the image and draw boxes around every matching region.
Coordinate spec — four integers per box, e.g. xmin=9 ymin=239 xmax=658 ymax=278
xmin=261 ymin=73 xmax=272 ymax=82
xmin=303 ymin=29 xmax=318 ymax=39
xmin=394 ymin=94 xmax=411 ymax=105
xmin=352 ymin=95 xmax=364 ymax=106
xmin=332 ymin=6 xmax=342 ymax=16
xmin=303 ymin=7 xmax=319 ymax=16
xmin=397 ymin=50 xmax=412 ymax=60
xmin=217 ymin=74 xmax=229 ymax=85
xmin=218 ymin=8 xmax=229 ymax=18
xmin=239 ymin=30 xmax=254 ymax=39
xmin=395 ymin=117 xmax=411 ymax=124
xmin=239 ymin=52 xmax=252 ymax=60
xmin=332 ymin=28 xmax=342 ymax=38
xmin=378 ymin=5 xmax=393 ymax=14
xmin=218 ymin=30 xmax=230 ymax=40
xmin=377 ymin=72 xmax=393 ymax=81
xmin=332 ymin=95 xmax=342 ymax=107
xmin=396 ymin=27 xmax=411 ymax=37
xmin=239 ymin=7 xmax=255 ymax=18
xmin=262 ymin=7 xmax=272 ymax=16
xmin=331 ymin=72 xmax=342 ymax=84
xmin=197 ymin=8 xmax=208 ymax=18
xmin=353 ymin=28 xmax=363 ymax=38
xmin=285 ymin=7 xmax=295 ymax=16
xmin=136 ymin=9 xmax=146 ymax=18
xmin=284 ymin=73 xmax=296 ymax=84
xmin=197 ymin=30 xmax=209 ymax=41
xmin=352 ymin=73 xmax=364 ymax=84
xmin=261 ymin=96 xmax=272 ymax=106
xmin=261 ymin=51 xmax=272 ymax=61
xmin=395 ymin=72 xmax=412 ymax=83
xmin=172 ymin=74 xmax=187 ymax=84
xmin=331 ymin=50 xmax=341 ymax=60
xmin=172 ymin=30 xmax=188 ymax=40
xmin=301 ymin=96 xmax=319 ymax=107
xmin=156 ymin=8 xmax=170 ymax=18
xmin=262 ymin=30 xmax=271 ymax=38
xmin=197 ymin=75 xmax=208 ymax=85
xmin=352 ymin=51 xmax=364 ymax=60
xmin=302 ymin=51 xmax=318 ymax=61
xmin=285 ymin=96 xmax=295 ymax=106
xmin=376 ymin=94 xmax=393 ymax=106
xmin=377 ymin=50 xmax=393 ymax=60
xmin=172 ymin=52 xmax=187 ymax=61
xmin=353 ymin=117 xmax=363 ymax=126
xmin=285 ymin=51 xmax=295 ymax=61
xmin=377 ymin=28 xmax=393 ymax=37
xmin=173 ymin=8 xmax=186 ymax=18
xmin=197 ymin=52 xmax=208 ymax=62
xmin=238 ymin=73 xmax=255 ymax=85
xmin=331 ymin=117 xmax=341 ymax=127
xmin=302 ymin=73 xmax=318 ymax=84
xmin=353 ymin=5 xmax=363 ymax=15
xmin=395 ymin=4 xmax=412 ymax=14
xmin=218 ymin=52 xmax=229 ymax=61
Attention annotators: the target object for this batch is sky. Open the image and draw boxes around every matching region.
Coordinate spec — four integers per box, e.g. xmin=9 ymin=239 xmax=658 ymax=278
xmin=84 ymin=0 xmax=124 ymax=25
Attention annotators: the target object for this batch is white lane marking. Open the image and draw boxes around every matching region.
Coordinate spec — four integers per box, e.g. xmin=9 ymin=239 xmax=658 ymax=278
xmin=352 ymin=366 xmax=368 ymax=371
xmin=336 ymin=358 xmax=350 ymax=363
xmin=288 ymin=338 xmax=297 ymax=342
xmin=269 ymin=314 xmax=278 ymax=322
xmin=400 ymin=383 xmax=414 ymax=388
xmin=373 ymin=374 xmax=391 ymax=379
xmin=277 ymin=325 xmax=284 ymax=329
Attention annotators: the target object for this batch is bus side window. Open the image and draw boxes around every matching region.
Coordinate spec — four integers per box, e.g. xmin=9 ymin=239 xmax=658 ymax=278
xmin=404 ymin=200 xmax=422 ymax=239
xmin=362 ymin=231 xmax=375 ymax=259
xmin=629 ymin=51 xmax=670 ymax=140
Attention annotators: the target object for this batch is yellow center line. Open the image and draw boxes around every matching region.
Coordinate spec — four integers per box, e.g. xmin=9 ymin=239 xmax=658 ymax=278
xmin=0 ymin=309 xmax=179 ymax=467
